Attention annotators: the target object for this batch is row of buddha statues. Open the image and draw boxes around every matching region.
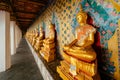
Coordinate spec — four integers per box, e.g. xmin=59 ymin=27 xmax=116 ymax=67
xmin=26 ymin=5 xmax=100 ymax=80
xmin=26 ymin=23 xmax=56 ymax=62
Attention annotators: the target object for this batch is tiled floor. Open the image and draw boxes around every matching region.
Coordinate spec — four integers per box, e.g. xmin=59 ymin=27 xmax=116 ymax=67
xmin=0 ymin=38 xmax=43 ymax=80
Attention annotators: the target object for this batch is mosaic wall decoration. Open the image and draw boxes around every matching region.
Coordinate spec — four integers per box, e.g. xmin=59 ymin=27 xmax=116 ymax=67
xmin=28 ymin=0 xmax=120 ymax=79
xmin=81 ymin=0 xmax=120 ymax=79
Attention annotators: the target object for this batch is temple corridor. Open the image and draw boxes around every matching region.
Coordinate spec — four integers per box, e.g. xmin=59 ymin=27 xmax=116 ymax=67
xmin=0 ymin=0 xmax=120 ymax=80
xmin=0 ymin=38 xmax=43 ymax=80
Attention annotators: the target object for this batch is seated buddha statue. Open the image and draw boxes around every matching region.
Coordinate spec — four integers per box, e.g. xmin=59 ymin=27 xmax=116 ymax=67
xmin=25 ymin=32 xmax=28 ymax=40
xmin=31 ymin=31 xmax=34 ymax=44
xmin=43 ymin=23 xmax=55 ymax=44
xmin=32 ymin=29 xmax=39 ymax=47
xmin=34 ymin=26 xmax=45 ymax=52
xmin=40 ymin=23 xmax=56 ymax=62
xmin=63 ymin=10 xmax=96 ymax=62
xmin=29 ymin=31 xmax=34 ymax=44
xmin=57 ymin=5 xmax=100 ymax=80
xmin=27 ymin=32 xmax=30 ymax=42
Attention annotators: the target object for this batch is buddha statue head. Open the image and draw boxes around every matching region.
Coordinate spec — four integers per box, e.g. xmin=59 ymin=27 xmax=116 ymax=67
xmin=39 ymin=26 xmax=44 ymax=38
xmin=40 ymin=26 xmax=43 ymax=31
xmin=49 ymin=23 xmax=55 ymax=30
xmin=76 ymin=5 xmax=87 ymax=25
xmin=34 ymin=28 xmax=39 ymax=37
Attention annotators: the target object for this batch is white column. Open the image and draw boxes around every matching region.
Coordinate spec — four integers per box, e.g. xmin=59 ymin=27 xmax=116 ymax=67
xmin=17 ymin=27 xmax=20 ymax=46
xmin=0 ymin=11 xmax=11 ymax=72
xmin=16 ymin=25 xmax=19 ymax=48
xmin=10 ymin=21 xmax=15 ymax=55
xmin=14 ymin=24 xmax=17 ymax=52
xmin=14 ymin=24 xmax=22 ymax=51
xmin=19 ymin=29 xmax=21 ymax=43
xmin=14 ymin=24 xmax=16 ymax=53
xmin=18 ymin=28 xmax=22 ymax=44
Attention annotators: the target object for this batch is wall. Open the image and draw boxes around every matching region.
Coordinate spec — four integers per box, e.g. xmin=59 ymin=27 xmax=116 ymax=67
xmin=27 ymin=0 xmax=120 ymax=79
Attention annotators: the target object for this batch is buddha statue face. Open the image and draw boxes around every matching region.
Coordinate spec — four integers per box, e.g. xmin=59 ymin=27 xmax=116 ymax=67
xmin=49 ymin=23 xmax=54 ymax=30
xmin=76 ymin=12 xmax=87 ymax=24
xmin=34 ymin=29 xmax=38 ymax=36
xmin=40 ymin=26 xmax=43 ymax=32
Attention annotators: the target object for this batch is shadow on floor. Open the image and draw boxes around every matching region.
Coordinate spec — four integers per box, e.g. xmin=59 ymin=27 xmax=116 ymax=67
xmin=0 ymin=38 xmax=43 ymax=80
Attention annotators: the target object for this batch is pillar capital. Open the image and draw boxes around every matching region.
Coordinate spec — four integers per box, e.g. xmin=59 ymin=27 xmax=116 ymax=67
xmin=0 ymin=2 xmax=10 ymax=12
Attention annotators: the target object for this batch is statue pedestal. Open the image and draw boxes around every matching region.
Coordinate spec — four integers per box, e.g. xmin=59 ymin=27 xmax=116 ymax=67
xmin=40 ymin=40 xmax=56 ymax=62
xmin=26 ymin=38 xmax=61 ymax=80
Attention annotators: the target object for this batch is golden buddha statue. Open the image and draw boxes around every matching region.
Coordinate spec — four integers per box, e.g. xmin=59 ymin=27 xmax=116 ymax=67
xmin=31 ymin=31 xmax=34 ymax=44
xmin=43 ymin=23 xmax=55 ymax=43
xmin=34 ymin=26 xmax=45 ymax=52
xmin=32 ymin=29 xmax=39 ymax=47
xmin=40 ymin=23 xmax=56 ymax=62
xmin=57 ymin=5 xmax=100 ymax=80
xmin=29 ymin=31 xmax=34 ymax=44
xmin=27 ymin=32 xmax=30 ymax=42
xmin=63 ymin=8 xmax=96 ymax=62
xmin=26 ymin=32 xmax=28 ymax=40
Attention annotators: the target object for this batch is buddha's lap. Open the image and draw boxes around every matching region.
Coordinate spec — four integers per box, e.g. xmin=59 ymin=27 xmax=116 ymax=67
xmin=65 ymin=48 xmax=96 ymax=62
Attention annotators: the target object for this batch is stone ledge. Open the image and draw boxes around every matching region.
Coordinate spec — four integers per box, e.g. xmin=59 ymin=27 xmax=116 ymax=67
xmin=26 ymin=39 xmax=62 ymax=80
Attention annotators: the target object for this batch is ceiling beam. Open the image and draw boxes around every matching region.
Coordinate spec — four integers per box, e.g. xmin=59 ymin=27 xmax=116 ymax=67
xmin=19 ymin=21 xmax=31 ymax=23
xmin=9 ymin=0 xmax=23 ymax=31
xmin=17 ymin=0 xmax=45 ymax=6
xmin=17 ymin=17 xmax=34 ymax=20
xmin=8 ymin=0 xmax=50 ymax=32
xmin=15 ymin=11 xmax=38 ymax=15
xmin=17 ymin=18 xmax=33 ymax=22
xmin=30 ymin=0 xmax=48 ymax=3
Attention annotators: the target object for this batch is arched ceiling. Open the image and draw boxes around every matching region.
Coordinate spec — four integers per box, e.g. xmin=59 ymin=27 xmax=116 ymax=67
xmin=3 ymin=0 xmax=54 ymax=32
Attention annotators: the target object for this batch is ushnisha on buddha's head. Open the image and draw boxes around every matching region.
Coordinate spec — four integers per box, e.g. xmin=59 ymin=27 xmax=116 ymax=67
xmin=76 ymin=5 xmax=87 ymax=24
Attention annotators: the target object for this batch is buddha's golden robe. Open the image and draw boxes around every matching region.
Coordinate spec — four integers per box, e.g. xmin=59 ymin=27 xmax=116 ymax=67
xmin=34 ymin=30 xmax=44 ymax=52
xmin=64 ymin=24 xmax=96 ymax=62
xmin=40 ymin=24 xmax=56 ymax=62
